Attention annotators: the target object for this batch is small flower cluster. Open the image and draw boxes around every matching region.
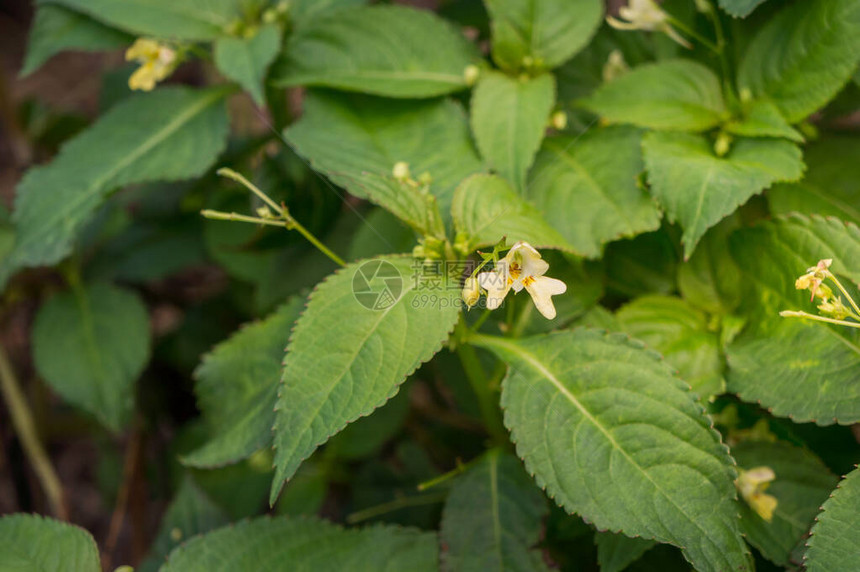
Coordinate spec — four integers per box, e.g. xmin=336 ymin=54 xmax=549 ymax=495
xmin=783 ymin=259 xmax=860 ymax=327
xmin=461 ymin=242 xmax=567 ymax=320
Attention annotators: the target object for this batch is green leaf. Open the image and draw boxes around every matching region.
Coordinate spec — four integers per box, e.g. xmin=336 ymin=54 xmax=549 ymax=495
xmin=2 ymin=87 xmax=229 ymax=286
xmin=161 ymin=516 xmax=439 ymax=571
xmin=768 ymin=134 xmax=860 ymax=225
xmin=718 ymin=0 xmax=768 ymax=18
xmin=328 ymin=384 xmax=411 ymax=460
xmin=270 ymin=5 xmax=479 ymax=97
xmin=22 ymin=5 xmax=132 ymax=77
xmin=452 ymin=174 xmax=574 ymax=252
xmin=284 ymin=90 xmax=483 ymax=218
xmin=214 ymin=24 xmax=281 ymax=106
xmin=270 ymin=256 xmax=460 ymax=503
xmin=603 ymin=229 xmax=678 ymax=298
xmin=732 ymin=441 xmax=837 ymax=567
xmin=440 ymin=450 xmax=549 ymax=572
xmin=737 ymin=0 xmax=860 ymax=122
xmin=528 ymin=127 xmax=661 ymax=258
xmin=139 ymin=476 xmax=230 ymax=572
xmin=289 ymin=0 xmax=367 ymax=27
xmin=595 ymin=532 xmax=656 ymax=572
xmin=724 ymin=99 xmax=804 ymax=143
xmin=582 ymin=60 xmax=727 ymax=132
xmin=471 ymin=71 xmax=555 ymax=191
xmin=726 ymin=214 xmax=860 ymax=424
xmin=0 ymin=514 xmax=100 ymax=571
xmin=642 ymin=131 xmax=804 ymax=258
xmin=484 ymin=0 xmax=603 ymax=72
xmin=32 ymin=282 xmax=150 ymax=432
xmin=616 ymin=295 xmax=725 ymax=400
xmin=40 ymin=0 xmax=238 ymax=39
xmin=471 ymin=329 xmax=751 ymax=572
xmin=804 ymin=466 xmax=860 ymax=571
xmin=183 ymin=298 xmax=304 ymax=468
xmin=677 ymin=216 xmax=743 ymax=315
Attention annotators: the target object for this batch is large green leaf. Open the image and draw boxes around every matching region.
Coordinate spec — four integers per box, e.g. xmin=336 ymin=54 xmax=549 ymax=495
xmin=471 ymin=71 xmax=555 ymax=191
xmin=0 ymin=514 xmax=100 ymax=571
xmin=732 ymin=441 xmax=837 ymax=567
xmin=726 ymin=214 xmax=860 ymax=424
xmin=161 ymin=516 xmax=438 ymax=571
xmin=284 ymin=91 xmax=483 ymax=218
xmin=139 ymin=476 xmax=230 ymax=572
xmin=41 ymin=0 xmax=238 ymax=39
xmin=32 ymin=282 xmax=150 ymax=432
xmin=2 ymin=87 xmax=229 ymax=286
xmin=452 ymin=174 xmax=574 ymax=252
xmin=677 ymin=216 xmax=743 ymax=315
xmin=737 ymin=0 xmax=860 ymax=122
xmin=270 ymin=256 xmax=460 ymax=502
xmin=183 ymin=298 xmax=304 ymax=468
xmin=582 ymin=60 xmax=727 ymax=132
xmin=22 ymin=4 xmax=132 ymax=76
xmin=594 ymin=532 xmax=656 ymax=572
xmin=289 ymin=0 xmax=367 ymax=27
xmin=214 ymin=24 xmax=281 ymax=106
xmin=723 ymin=99 xmax=803 ymax=143
xmin=804 ymin=466 xmax=860 ymax=571
xmin=270 ymin=5 xmax=479 ymax=97
xmin=718 ymin=0 xmax=769 ymax=18
xmin=528 ymin=127 xmax=661 ymax=258
xmin=768 ymin=134 xmax=860 ymax=225
xmin=616 ymin=295 xmax=725 ymax=401
xmin=472 ymin=329 xmax=751 ymax=572
xmin=642 ymin=131 xmax=804 ymax=258
xmin=484 ymin=0 xmax=603 ymax=72
xmin=440 ymin=450 xmax=549 ymax=572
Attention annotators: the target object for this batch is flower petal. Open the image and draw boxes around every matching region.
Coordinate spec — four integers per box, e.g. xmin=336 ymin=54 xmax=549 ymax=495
xmin=478 ymin=270 xmax=510 ymax=310
xmin=525 ymin=276 xmax=567 ymax=319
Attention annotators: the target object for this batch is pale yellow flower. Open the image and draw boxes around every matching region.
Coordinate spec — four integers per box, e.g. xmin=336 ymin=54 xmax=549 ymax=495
xmin=126 ymin=38 xmax=178 ymax=91
xmin=735 ymin=466 xmax=778 ymax=522
xmin=476 ymin=242 xmax=567 ymax=319
xmin=461 ymin=276 xmax=481 ymax=309
xmin=607 ymin=0 xmax=691 ymax=49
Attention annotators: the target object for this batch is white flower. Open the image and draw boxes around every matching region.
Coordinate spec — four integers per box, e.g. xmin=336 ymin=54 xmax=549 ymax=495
xmin=607 ymin=0 xmax=691 ymax=49
xmin=476 ymin=242 xmax=567 ymax=319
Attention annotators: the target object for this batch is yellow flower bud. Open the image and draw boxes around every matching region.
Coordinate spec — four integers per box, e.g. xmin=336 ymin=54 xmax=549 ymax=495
xmin=463 ymin=64 xmax=480 ymax=87
xmin=461 ymin=276 xmax=481 ymax=308
xmin=550 ymin=111 xmax=568 ymax=131
xmin=392 ymin=161 xmax=411 ymax=182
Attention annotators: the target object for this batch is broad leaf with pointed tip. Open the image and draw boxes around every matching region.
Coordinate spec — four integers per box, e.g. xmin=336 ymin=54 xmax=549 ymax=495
xmin=270 ymin=256 xmax=460 ymax=503
xmin=284 ymin=91 xmax=483 ymax=219
xmin=452 ymin=174 xmax=574 ymax=252
xmin=471 ymin=329 xmax=752 ymax=572
xmin=183 ymin=298 xmax=304 ymax=468
xmin=642 ymin=131 xmax=804 ymax=258
xmin=529 ymin=127 xmax=661 ymax=258
xmin=440 ymin=451 xmax=549 ymax=572
xmin=484 ymin=0 xmax=602 ymax=72
xmin=724 ymin=100 xmax=803 ymax=143
xmin=582 ymin=60 xmax=727 ymax=132
xmin=1 ymin=87 xmax=229 ymax=286
xmin=726 ymin=214 xmax=860 ymax=424
xmin=161 ymin=516 xmax=438 ymax=571
xmin=732 ymin=441 xmax=837 ymax=567
xmin=214 ymin=24 xmax=281 ymax=106
xmin=718 ymin=0 xmax=768 ymax=17
xmin=804 ymin=466 xmax=860 ymax=571
xmin=32 ymin=282 xmax=150 ymax=433
xmin=270 ymin=5 xmax=479 ymax=98
xmin=41 ymin=0 xmax=239 ymax=39
xmin=738 ymin=0 xmax=860 ymax=122
xmin=471 ymin=71 xmax=555 ymax=192
xmin=0 ymin=514 xmax=100 ymax=571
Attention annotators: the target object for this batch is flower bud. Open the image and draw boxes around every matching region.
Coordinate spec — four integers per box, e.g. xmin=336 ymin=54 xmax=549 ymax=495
xmin=550 ymin=111 xmax=568 ymax=131
xmin=463 ymin=64 xmax=480 ymax=87
xmin=392 ymin=161 xmax=411 ymax=182
xmin=461 ymin=276 xmax=481 ymax=308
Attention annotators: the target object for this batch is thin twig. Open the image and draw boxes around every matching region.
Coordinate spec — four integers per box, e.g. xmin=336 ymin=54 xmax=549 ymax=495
xmin=0 ymin=345 xmax=68 ymax=519
xmin=103 ymin=417 xmax=143 ymax=570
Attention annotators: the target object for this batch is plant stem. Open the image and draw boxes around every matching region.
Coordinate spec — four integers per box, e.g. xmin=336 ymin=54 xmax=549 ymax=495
xmin=468 ymin=309 xmax=493 ymax=334
xmin=667 ymin=15 xmax=719 ymax=53
xmin=212 ymin=168 xmax=348 ymax=267
xmin=455 ymin=317 xmax=507 ymax=444
xmin=826 ymin=271 xmax=860 ymax=318
xmin=346 ymin=491 xmax=448 ymax=524
xmin=0 ymin=345 xmax=67 ymax=519
xmin=779 ymin=310 xmax=860 ymax=329
xmin=200 ymin=210 xmax=289 ymax=228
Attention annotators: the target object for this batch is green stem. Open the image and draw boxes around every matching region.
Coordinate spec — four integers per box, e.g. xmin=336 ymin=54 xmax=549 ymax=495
xmin=468 ymin=309 xmax=493 ymax=334
xmin=346 ymin=491 xmax=448 ymax=524
xmin=779 ymin=310 xmax=860 ymax=329
xmin=667 ymin=15 xmax=719 ymax=53
xmin=0 ymin=345 xmax=67 ymax=519
xmin=200 ymin=210 xmax=291 ymax=228
xmin=455 ymin=318 xmax=507 ymax=443
xmin=214 ymin=168 xmax=347 ymax=267
xmin=826 ymin=271 xmax=860 ymax=318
